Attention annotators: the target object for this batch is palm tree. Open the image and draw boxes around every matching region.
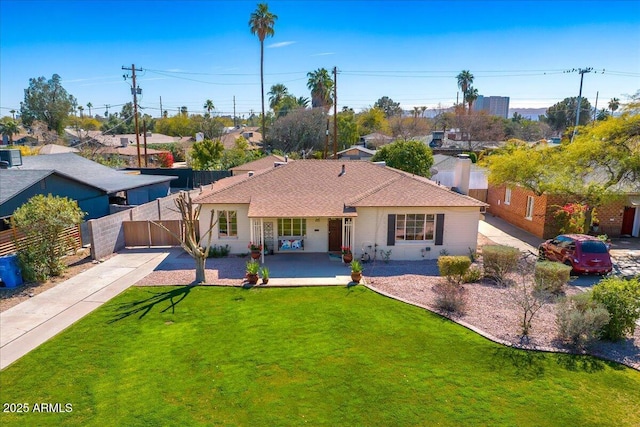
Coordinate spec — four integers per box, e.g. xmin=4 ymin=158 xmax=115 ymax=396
xmin=456 ymin=70 xmax=474 ymax=113
xmin=0 ymin=120 xmax=20 ymax=144
xmin=420 ymin=106 xmax=427 ymax=118
xmin=9 ymin=109 xmax=16 ymax=120
xmin=307 ymin=68 xmax=334 ymax=110
xmin=203 ymin=99 xmax=215 ymax=117
xmin=86 ymin=102 xmax=93 ymax=117
xmin=296 ymin=97 xmax=310 ymax=108
xmin=608 ymin=97 xmax=620 ymax=115
xmin=180 ymin=106 xmax=188 ymax=116
xmin=78 ymin=105 xmax=84 ymax=118
xmin=249 ymin=3 xmax=278 ymax=144
xmin=465 ymin=87 xmax=479 ymax=114
xmin=268 ymin=83 xmax=288 ymax=114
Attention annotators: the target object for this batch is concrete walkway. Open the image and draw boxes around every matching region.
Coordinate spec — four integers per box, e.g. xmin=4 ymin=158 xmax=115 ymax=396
xmin=478 ymin=215 xmax=544 ymax=254
xmin=0 ymin=249 xmax=172 ymax=369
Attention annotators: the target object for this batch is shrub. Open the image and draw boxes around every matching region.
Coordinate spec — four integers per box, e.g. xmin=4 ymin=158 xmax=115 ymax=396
xmin=556 ymin=292 xmax=610 ymax=349
xmin=158 ymin=151 xmax=174 ymax=168
xmin=433 ymin=281 xmax=467 ymax=315
xmin=207 ymin=244 xmax=231 ymax=258
xmin=592 ymin=277 xmax=640 ymax=341
xmin=463 ymin=266 xmax=483 ymax=283
xmin=438 ymin=256 xmax=471 ymax=285
xmin=482 ymin=245 xmax=520 ymax=286
xmin=534 ymin=261 xmax=571 ymax=294
xmin=11 ymin=194 xmax=85 ymax=281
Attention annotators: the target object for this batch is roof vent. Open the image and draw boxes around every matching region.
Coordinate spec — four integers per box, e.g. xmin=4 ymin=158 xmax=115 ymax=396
xmin=373 ymin=161 xmax=386 ymax=167
xmin=274 ymin=162 xmax=287 ymax=168
xmin=248 ymin=171 xmax=254 ymax=177
xmin=338 ymin=164 xmax=346 ymax=177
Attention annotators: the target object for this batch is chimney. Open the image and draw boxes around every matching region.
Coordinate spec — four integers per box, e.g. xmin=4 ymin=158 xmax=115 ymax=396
xmin=453 ymin=154 xmax=471 ymax=195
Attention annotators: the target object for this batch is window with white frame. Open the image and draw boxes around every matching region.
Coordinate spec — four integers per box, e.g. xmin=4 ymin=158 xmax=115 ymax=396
xmin=395 ymin=214 xmax=435 ymax=241
xmin=525 ymin=196 xmax=535 ymax=220
xmin=504 ymin=187 xmax=512 ymax=205
xmin=278 ymin=218 xmax=306 ymax=236
xmin=217 ymin=211 xmax=238 ymax=237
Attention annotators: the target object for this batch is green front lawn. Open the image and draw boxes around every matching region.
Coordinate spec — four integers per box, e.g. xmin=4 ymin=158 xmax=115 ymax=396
xmin=1 ymin=286 xmax=639 ymax=426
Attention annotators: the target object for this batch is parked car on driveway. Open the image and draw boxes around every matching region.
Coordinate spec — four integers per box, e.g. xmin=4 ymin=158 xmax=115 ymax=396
xmin=538 ymin=234 xmax=613 ymax=275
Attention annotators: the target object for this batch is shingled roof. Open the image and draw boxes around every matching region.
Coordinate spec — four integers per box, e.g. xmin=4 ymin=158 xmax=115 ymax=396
xmin=194 ymin=160 xmax=486 ymax=218
xmin=16 ymin=153 xmax=176 ymax=193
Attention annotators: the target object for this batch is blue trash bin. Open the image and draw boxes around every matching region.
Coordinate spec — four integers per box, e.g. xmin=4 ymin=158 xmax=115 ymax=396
xmin=0 ymin=254 xmax=23 ymax=288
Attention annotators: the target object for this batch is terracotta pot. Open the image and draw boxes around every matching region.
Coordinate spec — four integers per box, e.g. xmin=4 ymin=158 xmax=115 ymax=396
xmin=350 ymin=272 xmax=362 ymax=283
xmin=262 ymin=278 xmax=269 ymax=285
xmin=342 ymin=253 xmax=353 ymax=263
xmin=246 ymin=273 xmax=259 ymax=284
xmin=250 ymin=250 xmax=261 ymax=260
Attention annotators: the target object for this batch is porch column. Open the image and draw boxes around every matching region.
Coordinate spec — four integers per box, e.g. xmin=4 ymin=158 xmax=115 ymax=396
xmin=261 ymin=218 xmax=265 ymax=264
xmin=342 ymin=218 xmax=354 ymax=254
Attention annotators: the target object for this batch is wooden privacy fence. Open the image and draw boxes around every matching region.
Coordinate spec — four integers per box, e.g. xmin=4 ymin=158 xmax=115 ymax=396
xmin=0 ymin=225 xmax=82 ymax=257
xmin=123 ymin=220 xmax=195 ymax=247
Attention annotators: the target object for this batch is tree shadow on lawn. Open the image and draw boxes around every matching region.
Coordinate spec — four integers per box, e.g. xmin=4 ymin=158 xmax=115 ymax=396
xmin=490 ymin=347 xmax=548 ymax=379
xmin=108 ymin=285 xmax=195 ymax=323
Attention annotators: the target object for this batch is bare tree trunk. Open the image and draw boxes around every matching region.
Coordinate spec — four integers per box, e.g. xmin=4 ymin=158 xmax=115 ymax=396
xmin=194 ymin=254 xmax=206 ymax=284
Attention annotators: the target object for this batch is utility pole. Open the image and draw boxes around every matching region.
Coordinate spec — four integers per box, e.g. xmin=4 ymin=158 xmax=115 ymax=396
xmin=566 ymin=67 xmax=594 ymax=143
xmin=233 ymin=96 xmax=237 ymax=127
xmin=122 ymin=64 xmax=143 ymax=167
xmin=593 ymin=91 xmax=599 ymax=122
xmin=159 ymin=96 xmax=163 ymax=118
xmin=143 ymin=120 xmax=148 ymax=167
xmin=333 ymin=66 xmax=338 ymax=158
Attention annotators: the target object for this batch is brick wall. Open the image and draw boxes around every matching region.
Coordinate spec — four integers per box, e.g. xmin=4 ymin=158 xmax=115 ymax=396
xmin=488 ymin=184 xmax=629 ymax=239
xmin=487 ymin=184 xmax=548 ymax=238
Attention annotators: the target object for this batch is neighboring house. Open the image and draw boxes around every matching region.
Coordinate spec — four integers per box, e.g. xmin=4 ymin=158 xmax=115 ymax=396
xmin=430 ymin=154 xmax=488 ymax=202
xmin=1 ymin=133 xmax=38 ymax=146
xmin=333 ymin=145 xmax=377 ymax=160
xmin=65 ymin=129 xmax=189 ymax=148
xmin=1 ymin=152 xmax=177 ymax=222
xmin=220 ymin=126 xmax=263 ymax=150
xmin=194 ymin=160 xmax=487 ymax=261
xmin=95 ymin=145 xmax=169 ymax=165
xmin=359 ymin=132 xmax=393 ymax=148
xmin=488 ymin=183 xmax=640 ymax=239
xmin=229 ymin=155 xmax=289 ymax=176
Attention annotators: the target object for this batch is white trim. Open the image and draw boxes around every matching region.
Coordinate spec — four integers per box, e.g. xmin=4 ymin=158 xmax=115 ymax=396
xmin=504 ymin=187 xmax=511 ymax=205
xmin=525 ymin=196 xmax=534 ymax=220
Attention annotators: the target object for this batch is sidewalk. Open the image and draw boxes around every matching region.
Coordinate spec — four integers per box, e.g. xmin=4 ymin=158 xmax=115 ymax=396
xmin=0 ymin=249 xmax=174 ymax=370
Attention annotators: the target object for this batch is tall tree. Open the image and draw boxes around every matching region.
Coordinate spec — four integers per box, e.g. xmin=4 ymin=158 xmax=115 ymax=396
xmin=268 ymin=83 xmax=289 ymax=112
xmin=266 ymin=107 xmax=326 ymax=153
xmin=190 ymin=138 xmax=224 ymax=170
xmin=78 ymin=105 xmax=84 ymax=118
xmin=336 ymin=107 xmax=359 ymax=149
xmin=249 ymin=2 xmax=278 ymax=144
xmin=20 ymin=74 xmax=76 ymax=134
xmin=203 ymin=99 xmax=215 ymax=117
xmin=307 ymin=68 xmax=334 ymax=110
xmin=374 ymin=96 xmax=402 ymax=118
xmin=483 ymin=111 xmax=640 ymax=230
xmin=609 ymin=97 xmax=620 ymax=115
xmin=456 ymin=70 xmax=474 ymax=113
xmin=465 ymin=87 xmax=479 ymax=114
xmin=0 ymin=120 xmax=20 ymax=144
xmin=544 ymin=97 xmax=592 ymax=133
xmin=371 ymin=139 xmax=434 ymax=178
xmin=86 ymin=102 xmax=93 ymax=117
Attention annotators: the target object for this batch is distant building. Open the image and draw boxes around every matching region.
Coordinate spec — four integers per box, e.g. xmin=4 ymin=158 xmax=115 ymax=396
xmin=473 ymin=95 xmax=510 ymax=119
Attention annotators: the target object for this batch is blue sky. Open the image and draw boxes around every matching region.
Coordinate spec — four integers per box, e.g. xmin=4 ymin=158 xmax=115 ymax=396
xmin=1 ymin=0 xmax=639 ymax=118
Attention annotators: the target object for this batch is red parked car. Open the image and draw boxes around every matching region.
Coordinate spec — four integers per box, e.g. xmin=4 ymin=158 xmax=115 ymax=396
xmin=538 ymin=234 xmax=613 ymax=275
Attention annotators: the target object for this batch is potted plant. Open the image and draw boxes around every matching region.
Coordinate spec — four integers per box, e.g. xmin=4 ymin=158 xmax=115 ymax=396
xmin=341 ymin=246 xmax=353 ymax=263
xmin=260 ymin=266 xmax=270 ymax=285
xmin=350 ymin=259 xmax=362 ymax=283
xmin=248 ymin=242 xmax=262 ymax=260
xmin=245 ymin=260 xmax=260 ymax=284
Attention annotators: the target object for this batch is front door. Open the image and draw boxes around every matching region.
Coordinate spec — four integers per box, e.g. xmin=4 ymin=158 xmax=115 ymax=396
xmin=621 ymin=207 xmax=636 ymax=236
xmin=328 ymin=219 xmax=342 ymax=252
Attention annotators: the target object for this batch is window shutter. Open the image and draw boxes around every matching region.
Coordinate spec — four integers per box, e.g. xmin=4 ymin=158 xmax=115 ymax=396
xmin=435 ymin=214 xmax=445 ymax=246
xmin=387 ymin=214 xmax=396 ymax=246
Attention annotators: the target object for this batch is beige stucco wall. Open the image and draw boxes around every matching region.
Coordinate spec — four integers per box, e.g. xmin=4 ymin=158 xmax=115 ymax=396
xmin=200 ymin=203 xmax=480 ymax=260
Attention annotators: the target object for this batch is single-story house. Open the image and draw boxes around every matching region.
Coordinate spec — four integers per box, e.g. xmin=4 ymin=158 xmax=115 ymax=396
xmin=1 ymin=152 xmax=177 ymax=221
xmin=220 ymin=126 xmax=263 ymax=150
xmin=38 ymin=144 xmax=80 ymax=154
xmin=65 ymin=129 xmax=189 ymax=148
xmin=194 ymin=160 xmax=487 ymax=261
xmin=359 ymin=132 xmax=393 ymax=148
xmin=332 ymin=145 xmax=377 ymax=160
xmin=229 ymin=154 xmax=289 ymax=176
xmin=488 ymin=183 xmax=640 ymax=239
